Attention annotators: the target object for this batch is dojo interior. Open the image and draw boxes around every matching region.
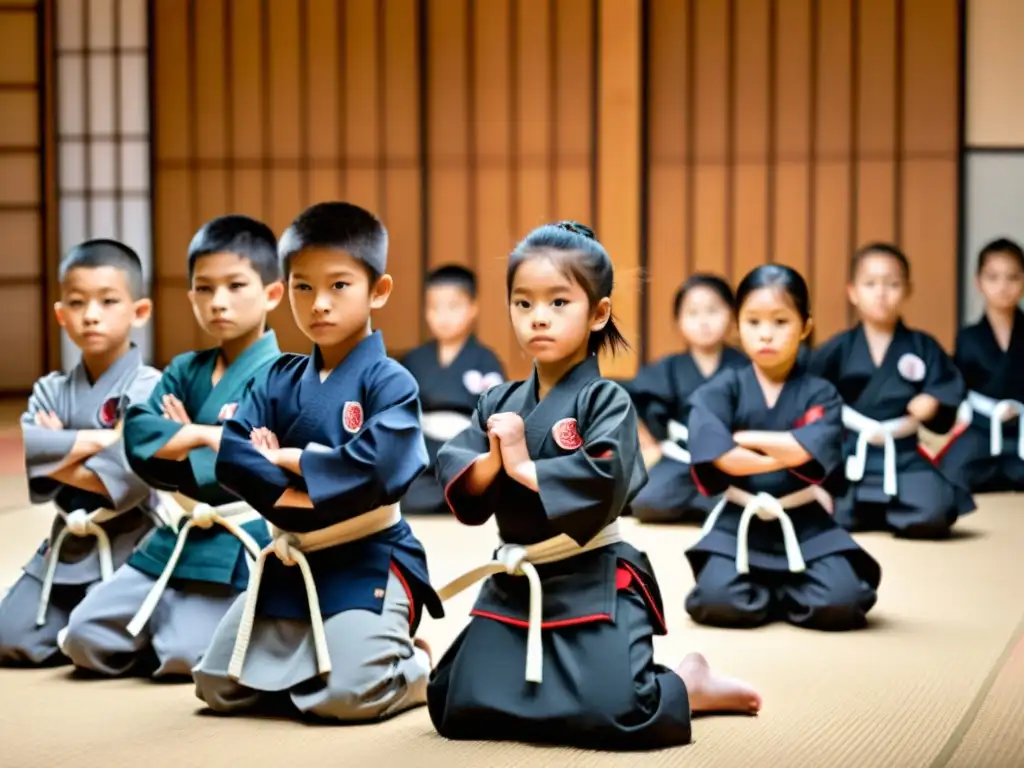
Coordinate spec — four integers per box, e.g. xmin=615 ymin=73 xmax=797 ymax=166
xmin=2 ymin=1 xmax=1024 ymax=765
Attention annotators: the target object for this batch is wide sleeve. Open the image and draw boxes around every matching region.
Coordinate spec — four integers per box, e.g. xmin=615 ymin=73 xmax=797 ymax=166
xmin=623 ymin=357 xmax=674 ymax=440
xmin=685 ymin=372 xmax=739 ymax=496
xmin=435 ymin=388 xmax=501 ymax=526
xmin=296 ymin=364 xmax=428 ymax=527
xmin=20 ymin=372 xmax=77 ymax=502
xmin=788 ymin=378 xmax=844 ymax=484
xmin=122 ymin=356 xmax=192 ymax=491
xmin=215 ymin=367 xmax=292 ymax=516
xmin=918 ymin=332 xmax=966 ymax=434
xmin=534 ymin=380 xmax=644 ymax=546
xmin=81 ymin=367 xmax=162 ymax=511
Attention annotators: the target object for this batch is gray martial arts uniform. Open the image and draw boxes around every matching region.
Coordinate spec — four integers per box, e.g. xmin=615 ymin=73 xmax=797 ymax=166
xmin=0 ymin=345 xmax=161 ymax=665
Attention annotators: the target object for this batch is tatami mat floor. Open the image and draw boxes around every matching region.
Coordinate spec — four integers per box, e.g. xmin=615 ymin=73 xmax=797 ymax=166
xmin=0 ymin=447 xmax=1022 ymax=766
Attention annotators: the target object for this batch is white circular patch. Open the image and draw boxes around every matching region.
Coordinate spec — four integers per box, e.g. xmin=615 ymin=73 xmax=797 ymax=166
xmin=462 ymin=370 xmax=485 ymax=394
xmin=896 ymin=353 xmax=927 ymax=382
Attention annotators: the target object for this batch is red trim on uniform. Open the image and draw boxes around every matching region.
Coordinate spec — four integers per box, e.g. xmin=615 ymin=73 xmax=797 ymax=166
xmin=618 ymin=561 xmax=667 ymax=633
xmin=789 ymin=467 xmax=824 ymax=485
xmin=690 ymin=465 xmax=709 ymax=496
xmin=470 ymin=609 xmax=612 ymax=629
xmin=590 ymin=449 xmax=614 ymax=460
xmin=468 ymin=564 xmax=666 ymax=632
xmin=442 ymin=456 xmax=490 ymax=525
xmin=926 ymin=423 xmax=967 ymax=465
xmin=389 ymin=561 xmax=416 ymax=628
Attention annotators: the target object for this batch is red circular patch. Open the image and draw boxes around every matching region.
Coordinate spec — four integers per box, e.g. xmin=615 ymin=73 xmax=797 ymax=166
xmin=552 ymin=418 xmax=583 ymax=450
xmin=343 ymin=401 xmax=364 ymax=433
xmin=99 ymin=397 xmax=120 ymax=427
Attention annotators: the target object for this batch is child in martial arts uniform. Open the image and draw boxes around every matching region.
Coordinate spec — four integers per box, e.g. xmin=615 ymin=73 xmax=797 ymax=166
xmin=626 ymin=274 xmax=747 ymax=523
xmin=0 ymin=241 xmax=161 ymax=665
xmin=939 ymin=238 xmax=1024 ymax=492
xmin=428 ymin=221 xmax=761 ymax=751
xmin=193 ymin=202 xmax=442 ymax=722
xmin=684 ymin=265 xmax=880 ymax=631
xmin=60 ymin=216 xmax=283 ymax=678
xmin=400 ymin=265 xmax=505 ymax=514
xmin=808 ymin=243 xmax=973 ymax=538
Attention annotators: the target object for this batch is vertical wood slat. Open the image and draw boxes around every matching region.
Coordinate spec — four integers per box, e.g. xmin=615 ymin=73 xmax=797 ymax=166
xmin=811 ymin=0 xmax=853 ymax=342
xmin=899 ymin=0 xmax=959 ymax=349
xmin=596 ymin=0 xmax=641 ymax=378
xmin=855 ymin=0 xmax=897 ymax=250
xmin=471 ymin=0 xmax=516 ymax=372
xmin=645 ymin=0 xmax=690 ymax=361
xmin=647 ymin=0 xmax=688 ymax=362
xmin=426 ymin=0 xmax=470 ymax=270
xmin=731 ymin=0 xmax=770 ymax=283
xmin=692 ymin=0 xmax=729 ymax=278
xmin=377 ymin=0 xmax=422 ymax=352
xmin=772 ymin=0 xmax=812 ymax=276
xmin=342 ymin=0 xmax=381 ymax=213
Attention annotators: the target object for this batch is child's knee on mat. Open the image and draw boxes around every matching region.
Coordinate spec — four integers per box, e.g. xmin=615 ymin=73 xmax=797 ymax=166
xmin=194 ymin=670 xmax=263 ymax=712
xmin=685 ymin=584 xmax=770 ymax=627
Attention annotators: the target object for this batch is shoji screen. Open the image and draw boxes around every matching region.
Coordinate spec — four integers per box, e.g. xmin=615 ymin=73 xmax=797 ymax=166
xmin=56 ymin=0 xmax=152 ymax=365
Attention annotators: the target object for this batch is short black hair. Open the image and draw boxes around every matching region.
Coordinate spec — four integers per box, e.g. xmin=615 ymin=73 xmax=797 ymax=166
xmin=851 ymin=242 xmax=911 ymax=282
xmin=425 ymin=264 xmax=477 ymax=299
xmin=187 ymin=215 xmax=281 ymax=284
xmin=59 ymin=239 xmax=145 ymax=299
xmin=673 ymin=273 xmax=735 ymax=317
xmin=278 ymin=202 xmax=388 ymax=281
xmin=736 ymin=264 xmax=811 ymax=323
xmin=977 ymin=237 xmax=1024 ymax=274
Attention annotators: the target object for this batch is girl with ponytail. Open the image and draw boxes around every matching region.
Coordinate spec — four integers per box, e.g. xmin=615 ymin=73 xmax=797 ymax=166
xmin=426 ymin=222 xmax=761 ymax=751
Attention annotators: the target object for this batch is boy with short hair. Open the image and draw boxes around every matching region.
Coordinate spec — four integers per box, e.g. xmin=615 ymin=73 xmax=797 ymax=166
xmin=808 ymin=242 xmax=973 ymax=538
xmin=60 ymin=215 xmax=284 ymax=678
xmin=193 ymin=201 xmax=442 ymax=722
xmin=401 ymin=265 xmax=505 ymax=514
xmin=0 ymin=240 xmax=161 ymax=665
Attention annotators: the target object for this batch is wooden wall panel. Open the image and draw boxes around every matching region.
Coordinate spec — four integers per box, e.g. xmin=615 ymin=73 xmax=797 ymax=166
xmin=0 ymin=2 xmax=50 ymax=391
xmin=596 ymin=0 xmax=641 ymax=378
xmin=900 ymin=0 xmax=959 ymax=348
xmin=148 ymin=0 xmax=963 ymax=370
xmin=645 ymin=0 xmax=690 ymax=362
xmin=811 ymin=0 xmax=853 ymax=341
xmin=772 ymin=0 xmax=812 ymax=277
xmin=645 ymin=0 xmax=962 ymax=358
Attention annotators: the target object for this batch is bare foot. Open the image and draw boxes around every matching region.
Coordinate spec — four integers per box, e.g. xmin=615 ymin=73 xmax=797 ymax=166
xmin=414 ymin=637 xmax=433 ymax=667
xmin=676 ymin=652 xmax=762 ymax=714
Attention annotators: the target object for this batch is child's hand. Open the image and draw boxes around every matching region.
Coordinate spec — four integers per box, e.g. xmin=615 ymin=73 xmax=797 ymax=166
xmin=161 ymin=395 xmax=192 ymax=425
xmin=34 ymin=411 xmax=63 ymax=430
xmin=250 ymin=427 xmax=281 ymax=464
xmin=487 ymin=413 xmax=526 ymax=447
xmin=907 ymin=394 xmax=939 ymax=422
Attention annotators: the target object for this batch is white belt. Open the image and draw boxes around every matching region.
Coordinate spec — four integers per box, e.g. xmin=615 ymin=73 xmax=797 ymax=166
xmin=125 ymin=492 xmax=265 ymax=637
xmin=421 ymin=411 xmax=473 ymax=442
xmin=227 ymin=503 xmax=402 ymax=681
xmin=36 ymin=507 xmax=123 ymax=626
xmin=960 ymin=391 xmax=1024 ymax=459
xmin=701 ymin=486 xmax=830 ymax=575
xmin=435 ymin=521 xmax=623 ymax=684
xmin=842 ymin=406 xmax=920 ymax=496
xmin=658 ymin=419 xmax=691 ymax=465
